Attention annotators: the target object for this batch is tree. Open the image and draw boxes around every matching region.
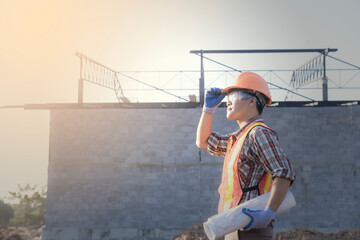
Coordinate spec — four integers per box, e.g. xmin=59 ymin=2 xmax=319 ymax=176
xmin=8 ymin=184 xmax=47 ymax=226
xmin=0 ymin=199 xmax=14 ymax=227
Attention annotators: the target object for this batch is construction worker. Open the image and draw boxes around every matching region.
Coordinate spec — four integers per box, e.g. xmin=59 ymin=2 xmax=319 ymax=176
xmin=196 ymin=72 xmax=296 ymax=240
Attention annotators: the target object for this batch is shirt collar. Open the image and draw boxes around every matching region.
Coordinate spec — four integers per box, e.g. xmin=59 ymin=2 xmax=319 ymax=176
xmin=231 ymin=115 xmax=264 ymax=138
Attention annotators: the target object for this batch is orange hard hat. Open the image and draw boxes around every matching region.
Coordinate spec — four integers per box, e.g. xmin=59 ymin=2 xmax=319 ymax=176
xmin=221 ymin=72 xmax=272 ymax=106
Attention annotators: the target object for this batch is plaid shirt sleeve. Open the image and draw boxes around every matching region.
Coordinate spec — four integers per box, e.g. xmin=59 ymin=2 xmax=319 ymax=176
xmin=206 ymin=132 xmax=231 ymax=157
xmin=249 ymin=126 xmax=296 ymax=184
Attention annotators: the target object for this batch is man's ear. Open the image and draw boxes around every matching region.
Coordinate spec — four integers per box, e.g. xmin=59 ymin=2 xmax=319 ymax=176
xmin=249 ymin=96 xmax=257 ymax=106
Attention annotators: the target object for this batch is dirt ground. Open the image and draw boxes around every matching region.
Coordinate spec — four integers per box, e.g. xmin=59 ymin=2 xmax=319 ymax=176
xmin=0 ymin=225 xmax=43 ymax=240
xmin=172 ymin=222 xmax=360 ymax=240
xmin=2 ymin=224 xmax=360 ymax=240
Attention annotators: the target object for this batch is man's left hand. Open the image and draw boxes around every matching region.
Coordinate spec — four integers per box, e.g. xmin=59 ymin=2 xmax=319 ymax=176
xmin=241 ymin=206 xmax=275 ymax=231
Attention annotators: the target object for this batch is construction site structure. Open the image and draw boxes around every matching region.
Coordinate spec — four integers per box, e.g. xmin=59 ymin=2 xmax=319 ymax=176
xmin=73 ymin=48 xmax=360 ymax=108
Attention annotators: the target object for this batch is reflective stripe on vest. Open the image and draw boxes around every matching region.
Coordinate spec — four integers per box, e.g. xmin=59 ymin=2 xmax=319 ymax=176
xmin=262 ymin=172 xmax=272 ymax=193
xmin=217 ymin=122 xmax=274 ymax=213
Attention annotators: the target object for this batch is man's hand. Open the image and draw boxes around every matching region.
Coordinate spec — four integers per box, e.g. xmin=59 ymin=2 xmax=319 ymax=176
xmin=241 ymin=206 xmax=275 ymax=231
xmin=203 ymin=87 xmax=227 ymax=114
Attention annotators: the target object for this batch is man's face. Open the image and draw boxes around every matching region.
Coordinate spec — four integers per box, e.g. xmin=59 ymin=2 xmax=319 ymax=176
xmin=226 ymin=91 xmax=254 ymax=120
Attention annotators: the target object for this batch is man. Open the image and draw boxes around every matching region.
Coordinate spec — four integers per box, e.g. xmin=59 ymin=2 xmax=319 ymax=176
xmin=196 ymin=72 xmax=296 ymax=240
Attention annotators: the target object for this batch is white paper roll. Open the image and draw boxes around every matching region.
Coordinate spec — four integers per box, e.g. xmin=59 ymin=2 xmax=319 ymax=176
xmin=203 ymin=190 xmax=296 ymax=240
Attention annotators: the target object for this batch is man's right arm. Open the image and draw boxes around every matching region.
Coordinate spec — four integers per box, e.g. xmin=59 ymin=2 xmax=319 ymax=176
xmin=196 ymin=87 xmax=227 ymax=152
xmin=196 ymin=111 xmax=214 ymax=150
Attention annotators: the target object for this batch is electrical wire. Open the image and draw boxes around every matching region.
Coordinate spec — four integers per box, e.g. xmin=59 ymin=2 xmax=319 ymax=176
xmin=116 ymin=72 xmax=190 ymax=102
xmin=194 ymin=53 xmax=315 ymax=101
xmin=194 ymin=53 xmax=242 ymax=73
xmin=326 ymin=54 xmax=360 ymax=70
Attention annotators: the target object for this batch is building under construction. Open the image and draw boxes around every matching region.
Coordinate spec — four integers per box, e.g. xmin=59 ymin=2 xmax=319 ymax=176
xmin=4 ymin=48 xmax=360 ymax=240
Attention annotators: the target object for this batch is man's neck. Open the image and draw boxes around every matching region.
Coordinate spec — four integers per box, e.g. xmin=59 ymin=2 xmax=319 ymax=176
xmin=237 ymin=113 xmax=260 ymax=129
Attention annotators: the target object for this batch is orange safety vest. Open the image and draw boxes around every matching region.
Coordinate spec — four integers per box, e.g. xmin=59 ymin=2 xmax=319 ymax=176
xmin=218 ymin=122 xmax=274 ymax=214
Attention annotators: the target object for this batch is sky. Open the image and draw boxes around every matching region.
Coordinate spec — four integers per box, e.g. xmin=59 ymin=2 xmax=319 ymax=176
xmin=0 ymin=0 xmax=359 ymax=201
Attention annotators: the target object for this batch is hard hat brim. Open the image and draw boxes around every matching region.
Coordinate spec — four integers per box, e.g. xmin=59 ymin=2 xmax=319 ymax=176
xmin=221 ymin=86 xmax=252 ymax=94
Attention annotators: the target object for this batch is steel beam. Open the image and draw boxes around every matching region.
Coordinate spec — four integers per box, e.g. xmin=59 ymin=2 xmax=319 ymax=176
xmin=323 ymin=52 xmax=328 ymax=101
xmin=78 ymin=55 xmax=83 ymax=104
xmin=190 ymin=48 xmax=338 ymax=54
xmin=199 ymin=50 xmax=205 ymax=106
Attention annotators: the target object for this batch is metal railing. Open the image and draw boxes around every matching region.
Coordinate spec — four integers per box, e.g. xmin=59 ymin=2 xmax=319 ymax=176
xmin=76 ymin=50 xmax=360 ymax=104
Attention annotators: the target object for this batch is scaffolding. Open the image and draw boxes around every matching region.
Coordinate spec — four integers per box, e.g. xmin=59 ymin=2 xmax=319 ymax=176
xmin=189 ymin=48 xmax=340 ymax=105
xmin=74 ymin=48 xmax=360 ymax=106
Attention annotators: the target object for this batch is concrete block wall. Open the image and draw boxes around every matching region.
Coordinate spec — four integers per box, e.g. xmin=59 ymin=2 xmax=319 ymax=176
xmin=42 ymin=106 xmax=360 ymax=240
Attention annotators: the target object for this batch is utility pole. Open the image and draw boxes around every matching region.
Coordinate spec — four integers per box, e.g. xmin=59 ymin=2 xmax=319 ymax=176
xmin=322 ymin=50 xmax=328 ymax=101
xmin=199 ymin=50 xmax=205 ymax=106
xmin=78 ymin=54 xmax=84 ymax=104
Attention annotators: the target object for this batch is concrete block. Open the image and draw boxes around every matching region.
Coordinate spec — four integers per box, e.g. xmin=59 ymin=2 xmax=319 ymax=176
xmin=45 ymin=106 xmax=360 ymax=238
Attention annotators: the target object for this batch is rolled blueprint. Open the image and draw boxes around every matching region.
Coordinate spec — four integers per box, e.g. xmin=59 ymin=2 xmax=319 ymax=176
xmin=203 ymin=190 xmax=296 ymax=240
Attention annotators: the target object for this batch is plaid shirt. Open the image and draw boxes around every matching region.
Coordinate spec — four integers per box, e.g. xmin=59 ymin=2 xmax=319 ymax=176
xmin=207 ymin=115 xmax=296 ymax=204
